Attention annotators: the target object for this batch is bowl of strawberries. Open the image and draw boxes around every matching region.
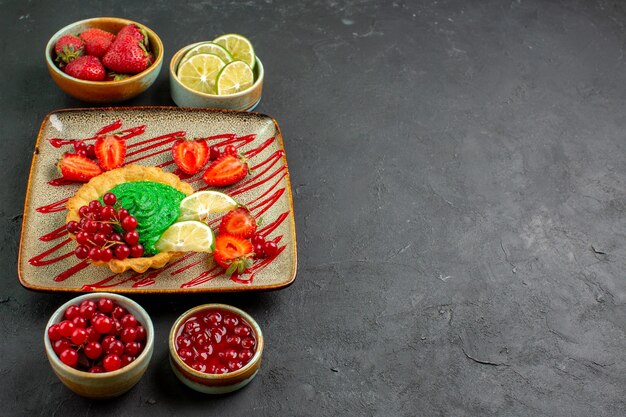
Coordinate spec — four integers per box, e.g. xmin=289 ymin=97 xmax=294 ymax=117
xmin=45 ymin=17 xmax=163 ymax=103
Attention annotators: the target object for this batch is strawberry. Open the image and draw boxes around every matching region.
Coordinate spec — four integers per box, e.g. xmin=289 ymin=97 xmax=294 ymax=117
xmin=64 ymin=56 xmax=106 ymax=81
xmin=219 ymin=208 xmax=257 ymax=238
xmin=171 ymin=138 xmax=209 ymax=175
xmin=202 ymin=154 xmax=248 ymax=187
xmin=116 ymin=24 xmax=147 ymax=44
xmin=54 ymin=34 xmax=84 ymax=65
xmin=213 ymin=234 xmax=254 ymax=276
xmin=102 ymin=24 xmax=151 ymax=74
xmin=95 ymin=134 xmax=126 ymax=171
xmin=79 ymin=28 xmax=115 ymax=58
xmin=58 ymin=153 xmax=102 ymax=182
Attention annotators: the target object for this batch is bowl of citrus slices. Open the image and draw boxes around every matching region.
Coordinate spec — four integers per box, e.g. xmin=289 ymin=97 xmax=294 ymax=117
xmin=170 ymin=34 xmax=263 ymax=111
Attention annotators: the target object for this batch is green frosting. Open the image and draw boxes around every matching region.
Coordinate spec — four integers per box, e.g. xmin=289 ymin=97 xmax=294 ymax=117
xmin=107 ymin=181 xmax=186 ymax=256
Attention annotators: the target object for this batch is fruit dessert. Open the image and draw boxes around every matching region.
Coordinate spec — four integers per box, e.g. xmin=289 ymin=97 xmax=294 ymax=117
xmin=47 ymin=297 xmax=147 ymax=372
xmin=174 ymin=308 xmax=257 ymax=374
xmin=176 ymin=34 xmax=257 ymax=95
xmin=53 ymin=24 xmax=154 ymax=81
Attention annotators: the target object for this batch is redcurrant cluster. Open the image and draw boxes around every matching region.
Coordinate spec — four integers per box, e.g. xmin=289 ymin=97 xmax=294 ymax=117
xmin=250 ymin=233 xmax=278 ymax=259
xmin=72 ymin=139 xmax=96 ymax=159
xmin=47 ymin=298 xmax=146 ymax=372
xmin=66 ymin=192 xmax=144 ymax=262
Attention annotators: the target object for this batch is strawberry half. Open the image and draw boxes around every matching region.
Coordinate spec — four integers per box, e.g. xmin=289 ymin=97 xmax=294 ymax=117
xmin=58 ymin=153 xmax=102 ymax=182
xmin=95 ymin=134 xmax=126 ymax=171
xmin=202 ymin=154 xmax=248 ymax=187
xmin=219 ymin=207 xmax=257 ymax=238
xmin=213 ymin=234 xmax=254 ymax=276
xmin=171 ymin=138 xmax=209 ymax=175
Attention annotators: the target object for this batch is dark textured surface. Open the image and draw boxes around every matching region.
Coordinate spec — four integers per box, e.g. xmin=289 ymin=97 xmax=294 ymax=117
xmin=2 ymin=0 xmax=626 ymax=416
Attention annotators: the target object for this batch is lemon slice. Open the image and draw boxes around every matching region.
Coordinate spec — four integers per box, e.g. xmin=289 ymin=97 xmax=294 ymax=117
xmin=178 ymin=191 xmax=238 ymax=221
xmin=176 ymin=54 xmax=226 ymax=94
xmin=216 ymin=61 xmax=254 ymax=95
xmin=155 ymin=221 xmax=215 ymax=253
xmin=181 ymin=42 xmax=233 ymax=67
xmin=213 ymin=34 xmax=256 ymax=69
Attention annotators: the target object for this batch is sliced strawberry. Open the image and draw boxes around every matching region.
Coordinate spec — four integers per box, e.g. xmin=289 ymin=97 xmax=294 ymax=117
xmin=95 ymin=134 xmax=126 ymax=171
xmin=219 ymin=208 xmax=257 ymax=238
xmin=213 ymin=234 xmax=254 ymax=276
xmin=58 ymin=153 xmax=102 ymax=182
xmin=202 ymin=154 xmax=248 ymax=187
xmin=171 ymin=138 xmax=209 ymax=175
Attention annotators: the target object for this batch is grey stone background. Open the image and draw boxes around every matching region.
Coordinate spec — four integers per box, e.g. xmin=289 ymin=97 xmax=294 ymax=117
xmin=1 ymin=0 xmax=626 ymax=416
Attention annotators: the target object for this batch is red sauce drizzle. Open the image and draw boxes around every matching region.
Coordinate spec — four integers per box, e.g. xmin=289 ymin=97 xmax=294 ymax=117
xmin=40 ymin=225 xmax=68 ymax=242
xmin=36 ymin=197 xmax=69 ymax=214
xmin=54 ymin=260 xmax=90 ymax=282
xmin=28 ymin=238 xmax=73 ymax=266
xmin=96 ymin=119 xmax=123 ymax=135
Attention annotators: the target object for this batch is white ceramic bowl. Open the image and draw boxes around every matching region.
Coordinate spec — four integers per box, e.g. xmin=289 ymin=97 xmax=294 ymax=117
xmin=44 ymin=293 xmax=154 ymax=398
xmin=169 ymin=42 xmax=264 ymax=111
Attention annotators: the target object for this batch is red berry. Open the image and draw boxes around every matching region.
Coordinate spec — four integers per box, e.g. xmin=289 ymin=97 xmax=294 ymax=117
xmin=124 ymin=341 xmax=142 ymax=356
xmin=85 ymin=144 xmax=96 ymax=159
xmin=73 ymin=140 xmax=87 ymax=152
xmin=121 ymin=215 xmax=138 ymax=231
xmin=209 ymin=146 xmax=220 ymax=160
xmin=66 ymin=221 xmax=80 ymax=234
xmin=93 ymin=315 xmax=114 ymax=334
xmin=76 ymin=231 xmax=91 ymax=245
xmin=85 ymin=326 xmax=99 ymax=342
xmin=84 ymin=341 xmax=103 ymax=359
xmin=53 ymin=339 xmax=71 ymax=355
xmin=100 ymin=248 xmax=113 ymax=262
xmin=60 ymin=348 xmax=78 ymax=367
xmin=112 ymin=306 xmax=126 ymax=319
xmin=74 ymin=245 xmax=89 ymax=259
xmin=48 ymin=324 xmax=62 ymax=342
xmin=124 ymin=230 xmax=139 ymax=245
xmin=114 ymin=244 xmax=130 ymax=260
xmin=102 ymin=193 xmax=117 ymax=206
xmin=129 ymin=244 xmax=144 ymax=258
xmin=77 ymin=149 xmax=88 ymax=158
xmin=101 ymin=335 xmax=116 ymax=350
xmin=121 ymin=355 xmax=135 ymax=367
xmin=89 ymin=365 xmax=105 ymax=373
xmin=93 ymin=232 xmax=107 ymax=246
xmin=79 ymin=303 xmax=95 ymax=320
xmin=103 ymin=354 xmax=122 ymax=372
xmin=64 ymin=305 xmax=80 ymax=320
xmin=234 ymin=325 xmax=251 ymax=337
xmin=120 ymin=314 xmax=138 ymax=329
xmin=89 ymin=200 xmax=102 ymax=211
xmin=59 ymin=320 xmax=75 ymax=338
xmin=71 ymin=328 xmax=88 ymax=345
xmin=84 ymin=220 xmax=99 ymax=233
xmin=106 ymin=339 xmax=125 ymax=356
xmin=100 ymin=206 xmax=115 ymax=221
xmin=88 ymin=247 xmax=102 ymax=261
xmin=223 ymin=145 xmax=237 ymax=156
xmin=263 ymin=241 xmax=279 ymax=257
xmin=120 ymin=327 xmax=137 ymax=343
xmin=98 ymin=298 xmax=114 ymax=313
xmin=72 ymin=316 xmax=87 ymax=328
xmin=251 ymin=233 xmax=265 ymax=245
xmin=253 ymin=243 xmax=265 ymax=258
xmin=118 ymin=208 xmax=130 ymax=220
xmin=109 ymin=233 xmax=123 ymax=242
xmin=135 ymin=325 xmax=146 ymax=342
xmin=78 ymin=205 xmax=91 ymax=218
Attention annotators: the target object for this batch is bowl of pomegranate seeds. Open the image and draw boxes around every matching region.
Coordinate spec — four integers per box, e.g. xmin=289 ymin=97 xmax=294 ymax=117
xmin=45 ymin=17 xmax=163 ymax=102
xmin=44 ymin=293 xmax=154 ymax=398
xmin=169 ymin=304 xmax=264 ymax=394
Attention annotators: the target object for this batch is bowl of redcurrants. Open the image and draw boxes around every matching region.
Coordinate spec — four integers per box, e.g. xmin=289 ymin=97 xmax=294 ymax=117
xmin=44 ymin=293 xmax=154 ymax=398
xmin=169 ymin=304 xmax=264 ymax=394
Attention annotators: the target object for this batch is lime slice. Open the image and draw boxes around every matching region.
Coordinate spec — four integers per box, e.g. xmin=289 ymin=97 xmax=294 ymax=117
xmin=216 ymin=61 xmax=254 ymax=95
xmin=213 ymin=34 xmax=255 ymax=69
xmin=155 ymin=221 xmax=215 ymax=253
xmin=178 ymin=191 xmax=238 ymax=221
xmin=176 ymin=53 xmax=226 ymax=94
xmin=181 ymin=42 xmax=233 ymax=67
